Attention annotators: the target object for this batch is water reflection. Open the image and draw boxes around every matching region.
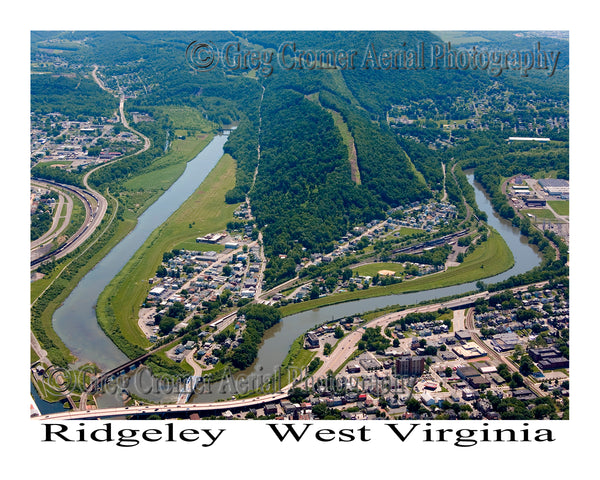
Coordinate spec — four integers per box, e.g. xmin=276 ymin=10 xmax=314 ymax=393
xmin=52 ymin=134 xmax=229 ymax=370
xmin=188 ymin=173 xmax=543 ymax=402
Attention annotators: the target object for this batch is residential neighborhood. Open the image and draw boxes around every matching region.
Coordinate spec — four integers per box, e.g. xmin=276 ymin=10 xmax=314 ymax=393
xmin=150 ymin=280 xmax=568 ymax=421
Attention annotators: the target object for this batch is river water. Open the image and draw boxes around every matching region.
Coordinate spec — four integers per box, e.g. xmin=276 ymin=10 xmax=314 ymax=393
xmin=239 ymin=174 xmax=543 ymax=380
xmin=186 ymin=172 xmax=544 ymax=402
xmin=51 ymin=133 xmax=230 ymax=371
xmin=49 ymin=152 xmax=543 ymax=407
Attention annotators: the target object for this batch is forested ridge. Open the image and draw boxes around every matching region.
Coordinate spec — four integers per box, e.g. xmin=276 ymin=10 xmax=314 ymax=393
xmin=31 ymin=30 xmax=569 ymax=292
xmin=31 ymin=74 xmax=119 ymax=119
xmin=251 ymin=90 xmax=387 ymax=286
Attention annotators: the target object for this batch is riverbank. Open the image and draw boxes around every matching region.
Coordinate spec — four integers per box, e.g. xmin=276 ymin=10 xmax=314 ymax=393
xmin=96 ymin=152 xmax=240 ymax=357
xmin=278 ymin=228 xmax=513 ymax=317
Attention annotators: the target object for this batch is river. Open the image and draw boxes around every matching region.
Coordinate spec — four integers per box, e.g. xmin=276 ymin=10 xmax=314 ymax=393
xmin=186 ymin=172 xmax=544 ymax=402
xmin=49 ymin=156 xmax=543 ymax=407
xmin=52 ymin=133 xmax=230 ymax=371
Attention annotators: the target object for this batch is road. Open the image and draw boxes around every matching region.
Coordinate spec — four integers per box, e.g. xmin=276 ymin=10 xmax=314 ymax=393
xmin=464 ymin=303 xmax=544 ymax=397
xmin=35 ymin=385 xmax=292 ymax=421
xmin=312 ymin=282 xmax=548 ymax=385
xmin=30 ymin=179 xmax=98 ymax=267
xmin=30 ymin=180 xmax=71 ymax=250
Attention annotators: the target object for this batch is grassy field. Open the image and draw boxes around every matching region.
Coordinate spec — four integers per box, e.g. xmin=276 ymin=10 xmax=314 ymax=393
xmin=121 ymin=133 xmax=213 ymax=215
xmin=353 ymin=262 xmax=404 ymax=277
xmin=521 ymin=208 xmax=556 ymax=220
xmin=547 ymin=200 xmax=569 ymax=216
xmin=58 ymin=193 xmax=86 ymax=242
xmin=278 ymin=228 xmax=513 ymax=317
xmin=96 ymin=153 xmax=240 ymax=350
xmin=153 ymin=105 xmax=217 ymax=133
xmin=31 ymin=196 xmax=138 ymax=367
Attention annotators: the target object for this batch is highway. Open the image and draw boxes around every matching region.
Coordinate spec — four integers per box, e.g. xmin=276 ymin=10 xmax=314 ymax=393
xmin=31 ymin=66 xmax=151 ymax=270
xmin=35 ymin=386 xmax=291 ymax=421
xmin=34 ymin=281 xmax=549 ymax=420
xmin=30 ymin=178 xmax=101 ymax=268
xmin=312 ymin=282 xmax=548 ymax=382
xmin=30 ymin=180 xmax=71 ymax=250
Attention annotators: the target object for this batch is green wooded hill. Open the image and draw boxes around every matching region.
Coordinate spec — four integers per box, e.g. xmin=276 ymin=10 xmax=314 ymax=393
xmin=31 ymin=74 xmax=119 ymax=119
xmin=31 ymin=30 xmax=569 ymax=291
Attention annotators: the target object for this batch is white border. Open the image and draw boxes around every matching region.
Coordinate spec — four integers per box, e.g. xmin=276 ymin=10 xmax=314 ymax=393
xmin=5 ymin=0 xmax=597 ymax=477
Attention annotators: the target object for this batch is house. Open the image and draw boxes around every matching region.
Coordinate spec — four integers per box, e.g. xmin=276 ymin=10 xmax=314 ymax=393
xmin=421 ymin=391 xmax=440 ymax=407
xmin=174 ymin=344 xmax=186 ymax=355
xmin=174 ymin=353 xmax=186 ymax=363
xmin=462 ymin=388 xmax=478 ymax=401
xmin=280 ymin=401 xmax=297 ymax=414
xmin=344 ymin=392 xmax=359 ymax=403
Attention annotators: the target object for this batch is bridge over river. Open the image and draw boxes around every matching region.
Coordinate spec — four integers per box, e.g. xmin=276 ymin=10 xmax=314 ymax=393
xmin=35 ymin=388 xmax=291 ymax=421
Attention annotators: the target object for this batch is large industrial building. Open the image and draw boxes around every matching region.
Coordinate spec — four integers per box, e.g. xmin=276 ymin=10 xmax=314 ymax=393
xmin=538 ymin=178 xmax=569 ymax=196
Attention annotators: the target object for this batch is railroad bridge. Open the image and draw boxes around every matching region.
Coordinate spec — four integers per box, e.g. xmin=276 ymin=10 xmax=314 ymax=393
xmin=85 ymin=352 xmax=154 ymax=394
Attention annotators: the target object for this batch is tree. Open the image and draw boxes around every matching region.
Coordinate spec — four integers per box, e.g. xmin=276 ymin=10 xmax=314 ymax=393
xmin=424 ymin=345 xmax=437 ymax=356
xmin=288 ymin=387 xmax=310 ymax=403
xmin=406 ymin=398 xmax=421 ymax=413
xmin=509 ymin=372 xmax=524 ymax=389
xmin=323 ymin=343 xmax=332 ymax=356
xmin=519 ymin=356 xmax=535 ymax=376
xmin=334 ymin=326 xmax=344 ymax=339
xmin=308 ymin=357 xmax=320 ymax=374
xmin=342 ymin=269 xmax=353 ymax=282
xmin=312 ymin=402 xmax=330 ymax=419
xmin=309 ymin=284 xmax=320 ymax=300
xmin=156 ymin=265 xmax=168 ymax=277
xmin=158 ymin=317 xmax=175 ymax=335
xmin=497 ymin=363 xmax=511 ymax=381
xmin=168 ymin=301 xmax=186 ymax=320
